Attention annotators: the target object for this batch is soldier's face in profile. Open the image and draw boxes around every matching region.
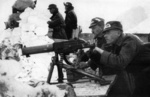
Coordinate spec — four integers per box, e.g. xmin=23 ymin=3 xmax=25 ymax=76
xmin=49 ymin=8 xmax=55 ymax=14
xmin=104 ymin=29 xmax=121 ymax=44
xmin=65 ymin=6 xmax=69 ymax=11
xmin=91 ymin=25 xmax=103 ymax=37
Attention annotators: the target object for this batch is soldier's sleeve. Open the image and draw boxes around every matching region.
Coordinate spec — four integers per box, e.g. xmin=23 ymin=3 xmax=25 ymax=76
xmin=100 ymin=38 xmax=137 ymax=69
xmin=48 ymin=15 xmax=62 ymax=28
xmin=67 ymin=11 xmax=77 ymax=29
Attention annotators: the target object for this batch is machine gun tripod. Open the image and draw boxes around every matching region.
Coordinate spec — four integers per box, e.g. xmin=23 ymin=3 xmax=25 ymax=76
xmin=47 ymin=52 xmax=111 ymax=85
xmin=47 ymin=53 xmax=64 ymax=84
xmin=22 ymin=39 xmax=111 ymax=85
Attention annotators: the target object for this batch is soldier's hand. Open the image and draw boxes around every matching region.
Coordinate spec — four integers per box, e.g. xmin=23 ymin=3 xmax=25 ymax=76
xmin=76 ymin=62 xmax=88 ymax=69
xmin=47 ymin=21 xmax=50 ymax=24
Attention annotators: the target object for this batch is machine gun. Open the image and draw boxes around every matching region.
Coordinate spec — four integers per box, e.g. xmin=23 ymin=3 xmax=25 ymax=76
xmin=22 ymin=39 xmax=111 ymax=85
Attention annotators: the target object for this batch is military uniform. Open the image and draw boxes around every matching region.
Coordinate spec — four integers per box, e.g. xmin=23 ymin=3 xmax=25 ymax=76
xmin=99 ymin=21 xmax=143 ymax=97
xmin=48 ymin=4 xmax=67 ymax=39
xmin=101 ymin=33 xmax=143 ymax=97
xmin=64 ymin=2 xmax=77 ymax=39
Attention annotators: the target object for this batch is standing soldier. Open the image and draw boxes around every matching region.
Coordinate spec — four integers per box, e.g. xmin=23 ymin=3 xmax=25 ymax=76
xmin=64 ymin=2 xmax=77 ymax=39
xmin=47 ymin=4 xmax=67 ymax=40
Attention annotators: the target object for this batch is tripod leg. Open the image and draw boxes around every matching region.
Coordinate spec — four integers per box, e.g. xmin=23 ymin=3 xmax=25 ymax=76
xmin=47 ymin=62 xmax=55 ymax=84
xmin=57 ymin=63 xmax=64 ymax=83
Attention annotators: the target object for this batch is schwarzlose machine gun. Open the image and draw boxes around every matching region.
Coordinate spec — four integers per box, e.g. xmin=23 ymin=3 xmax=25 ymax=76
xmin=22 ymin=39 xmax=111 ymax=85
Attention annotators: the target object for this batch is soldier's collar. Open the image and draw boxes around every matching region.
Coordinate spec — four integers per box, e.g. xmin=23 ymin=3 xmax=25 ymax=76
xmin=114 ymin=33 xmax=125 ymax=46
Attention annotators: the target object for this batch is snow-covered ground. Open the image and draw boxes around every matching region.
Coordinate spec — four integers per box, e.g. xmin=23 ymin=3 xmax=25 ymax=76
xmin=0 ymin=0 xmax=69 ymax=97
xmin=0 ymin=60 xmax=67 ymax=97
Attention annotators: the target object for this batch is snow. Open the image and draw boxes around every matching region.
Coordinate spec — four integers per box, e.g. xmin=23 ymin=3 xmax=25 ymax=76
xmin=0 ymin=0 xmax=69 ymax=97
xmin=0 ymin=60 xmax=67 ymax=97
xmin=74 ymin=82 xmax=108 ymax=96
xmin=0 ymin=60 xmax=22 ymax=77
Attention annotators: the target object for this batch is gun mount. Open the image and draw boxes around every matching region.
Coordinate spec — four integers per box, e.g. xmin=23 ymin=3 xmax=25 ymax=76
xmin=22 ymin=39 xmax=111 ymax=85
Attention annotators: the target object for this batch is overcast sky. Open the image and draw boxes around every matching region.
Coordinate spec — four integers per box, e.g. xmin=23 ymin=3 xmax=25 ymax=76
xmin=0 ymin=0 xmax=150 ymax=33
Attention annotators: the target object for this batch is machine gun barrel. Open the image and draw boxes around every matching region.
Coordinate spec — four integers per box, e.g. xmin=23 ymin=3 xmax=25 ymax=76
xmin=22 ymin=39 xmax=93 ymax=56
xmin=22 ymin=44 xmax=54 ymax=55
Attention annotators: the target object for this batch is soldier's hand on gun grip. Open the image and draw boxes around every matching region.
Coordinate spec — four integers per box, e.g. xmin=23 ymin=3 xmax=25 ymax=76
xmin=86 ymin=47 xmax=101 ymax=64
xmin=90 ymin=50 xmax=101 ymax=60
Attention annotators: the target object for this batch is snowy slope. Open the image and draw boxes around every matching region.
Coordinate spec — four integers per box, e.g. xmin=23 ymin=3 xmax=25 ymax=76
xmin=0 ymin=0 xmax=69 ymax=97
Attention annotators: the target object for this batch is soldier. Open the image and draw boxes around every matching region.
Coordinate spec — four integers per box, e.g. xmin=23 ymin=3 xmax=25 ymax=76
xmin=76 ymin=17 xmax=108 ymax=79
xmin=79 ymin=21 xmax=144 ymax=97
xmin=65 ymin=17 xmax=106 ymax=82
xmin=5 ymin=0 xmax=37 ymax=29
xmin=79 ymin=17 xmax=107 ymax=69
xmin=12 ymin=0 xmax=36 ymax=13
xmin=47 ymin=4 xmax=67 ymax=40
xmin=64 ymin=2 xmax=77 ymax=39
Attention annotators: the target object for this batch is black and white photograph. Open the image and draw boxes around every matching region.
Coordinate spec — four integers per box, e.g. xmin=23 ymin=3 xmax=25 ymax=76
xmin=0 ymin=0 xmax=150 ymax=97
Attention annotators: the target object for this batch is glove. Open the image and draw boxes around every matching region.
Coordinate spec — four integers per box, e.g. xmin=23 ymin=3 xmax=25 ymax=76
xmin=88 ymin=60 xmax=99 ymax=70
xmin=79 ymin=50 xmax=89 ymax=62
xmin=88 ymin=50 xmax=101 ymax=65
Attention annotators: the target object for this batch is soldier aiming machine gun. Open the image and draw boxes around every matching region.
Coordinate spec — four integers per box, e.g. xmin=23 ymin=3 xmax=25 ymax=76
xmin=22 ymin=39 xmax=111 ymax=85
